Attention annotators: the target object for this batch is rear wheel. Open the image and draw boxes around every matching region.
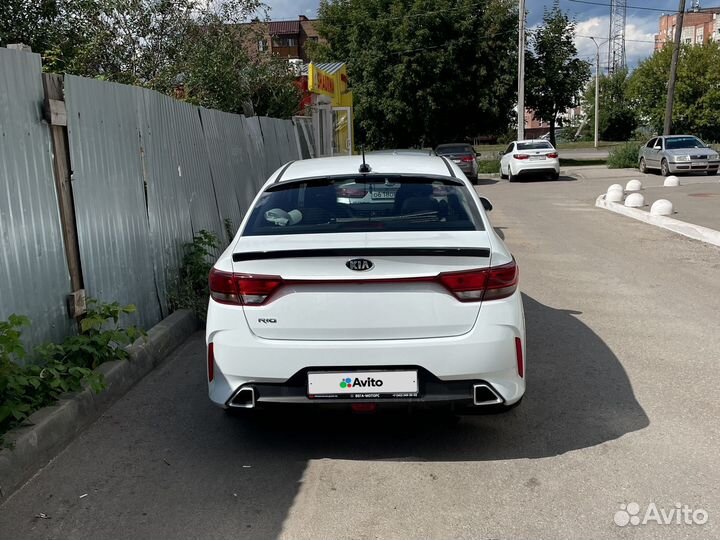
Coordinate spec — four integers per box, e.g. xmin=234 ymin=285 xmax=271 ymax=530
xmin=639 ymin=157 xmax=647 ymax=174
xmin=551 ymin=171 xmax=560 ymax=180
xmin=500 ymin=164 xmax=508 ymax=179
xmin=661 ymin=158 xmax=670 ymax=177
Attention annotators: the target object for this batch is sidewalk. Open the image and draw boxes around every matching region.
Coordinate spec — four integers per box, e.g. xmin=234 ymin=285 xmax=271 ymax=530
xmin=593 ymin=170 xmax=720 ymax=247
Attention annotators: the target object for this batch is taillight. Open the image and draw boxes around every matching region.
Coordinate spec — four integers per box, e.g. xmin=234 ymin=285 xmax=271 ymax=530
xmin=513 ymin=154 xmax=529 ymax=160
xmin=461 ymin=155 xmax=475 ymax=163
xmin=438 ymin=259 xmax=518 ymax=302
xmin=546 ymin=152 xmax=558 ymax=158
xmin=337 ymin=186 xmax=367 ymax=198
xmin=483 ymin=260 xmax=519 ymax=300
xmin=515 ymin=337 xmax=524 ymax=378
xmin=209 ymin=261 xmax=518 ymax=306
xmin=209 ymin=268 xmax=283 ymax=305
xmin=207 ymin=342 xmax=215 ymax=382
xmin=236 ymin=274 xmax=283 ymax=305
xmin=438 ymin=270 xmax=488 ymax=301
xmin=209 ymin=268 xmax=240 ymax=304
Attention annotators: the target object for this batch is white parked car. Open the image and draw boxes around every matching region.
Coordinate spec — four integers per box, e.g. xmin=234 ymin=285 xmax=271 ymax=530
xmin=206 ymin=154 xmax=526 ymax=414
xmin=500 ymin=140 xmax=560 ymax=181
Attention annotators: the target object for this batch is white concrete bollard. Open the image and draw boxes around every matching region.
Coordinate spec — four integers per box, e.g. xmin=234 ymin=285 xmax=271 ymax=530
xmin=606 ymin=189 xmax=624 ymax=202
xmin=624 ymin=193 xmax=645 ymax=208
xmin=608 ymin=184 xmax=624 ymax=193
xmin=626 ymin=179 xmax=642 ymax=191
xmin=650 ymin=199 xmax=674 ymax=216
xmin=664 ymin=175 xmax=680 ymax=187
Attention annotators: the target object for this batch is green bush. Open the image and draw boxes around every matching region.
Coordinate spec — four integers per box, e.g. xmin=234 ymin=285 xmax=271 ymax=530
xmin=0 ymin=300 xmax=144 ymax=442
xmin=607 ymin=142 xmax=642 ymax=169
xmin=477 ymin=159 xmax=501 ymax=174
xmin=169 ymin=230 xmax=220 ymax=321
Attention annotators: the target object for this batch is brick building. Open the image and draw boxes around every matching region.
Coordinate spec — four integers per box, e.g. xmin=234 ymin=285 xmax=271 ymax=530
xmin=244 ymin=15 xmax=323 ymax=62
xmin=655 ymin=7 xmax=720 ymax=50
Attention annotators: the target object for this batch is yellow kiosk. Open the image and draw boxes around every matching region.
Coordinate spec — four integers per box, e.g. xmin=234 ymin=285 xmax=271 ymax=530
xmin=307 ymin=62 xmax=354 ymax=156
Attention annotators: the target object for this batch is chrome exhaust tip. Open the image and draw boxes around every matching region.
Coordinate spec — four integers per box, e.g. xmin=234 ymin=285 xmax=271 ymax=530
xmin=473 ymin=383 xmax=504 ymax=406
xmin=229 ymin=386 xmax=256 ymax=408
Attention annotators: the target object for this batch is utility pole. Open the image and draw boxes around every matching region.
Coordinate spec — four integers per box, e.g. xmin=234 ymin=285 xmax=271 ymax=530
xmin=517 ymin=0 xmax=526 ymax=141
xmin=664 ymin=0 xmax=686 ymax=135
xmin=591 ymin=38 xmax=600 ymax=149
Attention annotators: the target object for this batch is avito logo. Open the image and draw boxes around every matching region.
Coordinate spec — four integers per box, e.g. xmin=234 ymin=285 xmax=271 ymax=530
xmin=339 ymin=377 xmax=384 ymax=389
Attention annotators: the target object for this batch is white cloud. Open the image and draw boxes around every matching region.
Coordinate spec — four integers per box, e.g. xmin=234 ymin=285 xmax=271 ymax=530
xmin=574 ymin=16 xmax=659 ymax=71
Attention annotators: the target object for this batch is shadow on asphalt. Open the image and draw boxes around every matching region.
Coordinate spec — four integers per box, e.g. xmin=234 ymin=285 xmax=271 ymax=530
xmin=0 ymin=295 xmax=649 ymax=540
xmin=510 ymin=174 xmax=577 ymax=183
xmin=225 ymin=293 xmax=649 ymax=461
xmin=474 ymin=177 xmax=499 ymax=185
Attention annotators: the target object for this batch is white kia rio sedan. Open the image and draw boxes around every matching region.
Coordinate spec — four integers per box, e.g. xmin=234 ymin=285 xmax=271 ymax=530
xmin=500 ymin=139 xmax=560 ymax=181
xmin=206 ymin=154 xmax=525 ymax=413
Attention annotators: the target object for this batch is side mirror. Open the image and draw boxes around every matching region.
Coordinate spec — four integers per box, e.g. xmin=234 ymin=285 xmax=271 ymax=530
xmin=479 ymin=196 xmax=493 ymax=212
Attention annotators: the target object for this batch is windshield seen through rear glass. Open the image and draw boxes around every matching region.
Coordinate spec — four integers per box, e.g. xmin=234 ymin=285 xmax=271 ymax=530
xmin=436 ymin=145 xmax=473 ymax=155
xmin=665 ymin=137 xmax=706 ymax=150
xmin=517 ymin=142 xmax=554 ymax=150
xmin=242 ymin=176 xmax=484 ymax=236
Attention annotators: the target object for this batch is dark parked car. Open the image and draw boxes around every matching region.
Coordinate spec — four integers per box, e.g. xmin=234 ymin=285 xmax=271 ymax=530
xmin=638 ymin=135 xmax=719 ymax=176
xmin=435 ymin=143 xmax=479 ymax=183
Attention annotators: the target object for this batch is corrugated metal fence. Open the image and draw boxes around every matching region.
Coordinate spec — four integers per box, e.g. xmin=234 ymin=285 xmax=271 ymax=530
xmin=0 ymin=49 xmax=74 ymax=346
xmin=0 ymin=48 xmax=315 ymax=347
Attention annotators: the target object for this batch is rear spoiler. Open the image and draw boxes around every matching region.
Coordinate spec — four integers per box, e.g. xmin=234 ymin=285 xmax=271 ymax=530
xmin=233 ymin=247 xmax=491 ymax=262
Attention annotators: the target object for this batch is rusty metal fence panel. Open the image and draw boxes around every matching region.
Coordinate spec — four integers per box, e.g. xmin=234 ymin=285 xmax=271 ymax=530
xmin=0 ymin=49 xmax=74 ymax=347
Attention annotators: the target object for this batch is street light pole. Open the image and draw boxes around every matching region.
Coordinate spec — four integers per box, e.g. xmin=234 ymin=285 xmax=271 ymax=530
xmin=664 ymin=0 xmax=687 ymax=135
xmin=517 ymin=0 xmax=526 ymax=141
xmin=590 ymin=37 xmax=600 ymax=149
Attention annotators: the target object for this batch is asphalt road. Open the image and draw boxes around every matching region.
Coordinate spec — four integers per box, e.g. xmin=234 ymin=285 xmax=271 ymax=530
xmin=2 ymin=169 xmax=719 ymax=539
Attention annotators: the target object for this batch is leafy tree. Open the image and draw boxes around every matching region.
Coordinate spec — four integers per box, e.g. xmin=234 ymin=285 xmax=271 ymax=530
xmin=313 ymin=0 xmax=518 ymax=148
xmin=583 ymin=69 xmax=638 ymax=141
xmin=628 ymin=42 xmax=720 ymax=142
xmin=1 ymin=0 xmax=301 ymax=119
xmin=525 ymin=1 xmax=590 ymax=148
xmin=0 ymin=0 xmax=60 ymax=53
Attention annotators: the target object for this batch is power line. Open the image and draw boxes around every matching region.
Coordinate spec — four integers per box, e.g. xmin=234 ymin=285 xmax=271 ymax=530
xmin=388 ymin=28 xmax=517 ymax=56
xmin=577 ymin=34 xmax=657 ymax=44
xmin=568 ymin=0 xmax=679 ymax=13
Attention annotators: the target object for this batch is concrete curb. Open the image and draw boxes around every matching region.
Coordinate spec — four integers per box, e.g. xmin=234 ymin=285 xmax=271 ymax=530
xmin=595 ymin=194 xmax=720 ymax=248
xmin=0 ymin=309 xmax=198 ymax=501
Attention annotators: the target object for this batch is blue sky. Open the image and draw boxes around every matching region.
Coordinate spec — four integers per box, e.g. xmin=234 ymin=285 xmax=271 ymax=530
xmin=263 ymin=0 xmax=698 ymax=67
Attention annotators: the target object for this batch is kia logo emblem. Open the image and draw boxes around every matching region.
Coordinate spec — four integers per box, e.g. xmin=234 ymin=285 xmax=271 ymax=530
xmin=346 ymin=258 xmax=374 ymax=271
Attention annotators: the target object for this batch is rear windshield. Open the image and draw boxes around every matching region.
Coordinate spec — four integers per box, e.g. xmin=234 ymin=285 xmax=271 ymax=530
xmin=517 ymin=142 xmax=553 ymax=150
xmin=242 ymin=176 xmax=485 ymax=236
xmin=665 ymin=137 xmax=706 ymax=149
xmin=436 ymin=145 xmax=473 ymax=155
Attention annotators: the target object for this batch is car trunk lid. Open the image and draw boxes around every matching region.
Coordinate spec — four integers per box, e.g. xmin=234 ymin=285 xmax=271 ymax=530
xmin=231 ymin=231 xmax=493 ymax=340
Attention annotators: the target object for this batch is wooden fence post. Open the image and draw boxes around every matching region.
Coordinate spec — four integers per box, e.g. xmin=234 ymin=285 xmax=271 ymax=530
xmin=42 ymin=73 xmax=86 ymax=320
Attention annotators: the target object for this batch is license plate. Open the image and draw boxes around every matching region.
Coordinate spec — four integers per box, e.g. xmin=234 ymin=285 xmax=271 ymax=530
xmin=693 ymin=161 xmax=708 ymax=167
xmin=530 ymin=155 xmax=546 ymax=160
xmin=371 ymin=191 xmax=394 ymax=199
xmin=308 ymin=370 xmax=418 ymax=399
xmin=452 ymin=159 xmax=462 ymax=163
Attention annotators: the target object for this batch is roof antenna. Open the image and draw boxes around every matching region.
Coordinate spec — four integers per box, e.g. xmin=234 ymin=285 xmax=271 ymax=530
xmin=359 ymin=144 xmax=371 ymax=173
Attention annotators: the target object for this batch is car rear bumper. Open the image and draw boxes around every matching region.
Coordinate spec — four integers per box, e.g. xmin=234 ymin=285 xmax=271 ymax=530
xmin=206 ymin=291 xmax=526 ymax=408
xmin=513 ymin=159 xmax=560 ymax=175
